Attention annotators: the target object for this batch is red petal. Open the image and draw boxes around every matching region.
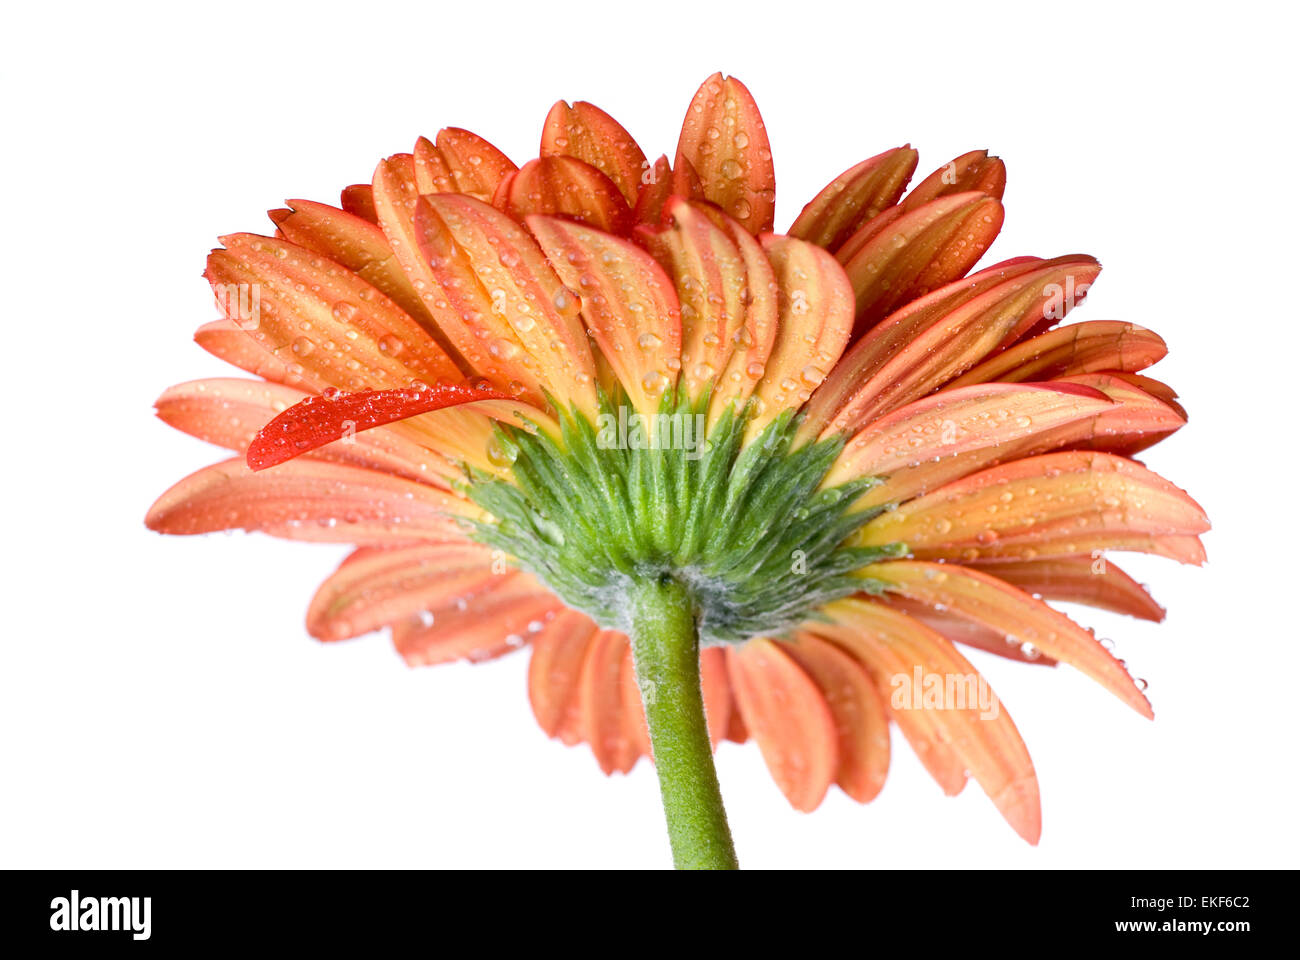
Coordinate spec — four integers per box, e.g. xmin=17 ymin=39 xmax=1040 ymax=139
xmin=951 ymin=321 xmax=1167 ymax=386
xmin=977 ymin=556 xmax=1165 ymax=622
xmin=412 ymin=127 xmax=516 ymax=202
xmin=246 ymin=383 xmax=517 ymax=471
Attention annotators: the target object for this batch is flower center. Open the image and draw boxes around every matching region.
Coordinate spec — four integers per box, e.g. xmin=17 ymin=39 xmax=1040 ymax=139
xmin=465 ymin=388 xmax=903 ymax=645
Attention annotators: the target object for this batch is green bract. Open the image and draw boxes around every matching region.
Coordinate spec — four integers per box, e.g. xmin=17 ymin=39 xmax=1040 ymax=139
xmin=464 ymin=387 xmax=903 ymax=645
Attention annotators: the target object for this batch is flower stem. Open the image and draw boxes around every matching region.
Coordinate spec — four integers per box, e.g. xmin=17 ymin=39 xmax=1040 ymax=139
xmin=628 ymin=576 xmax=739 ymax=870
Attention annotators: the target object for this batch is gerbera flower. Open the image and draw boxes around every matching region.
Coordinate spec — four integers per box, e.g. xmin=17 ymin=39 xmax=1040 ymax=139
xmin=147 ymin=72 xmax=1207 ymax=869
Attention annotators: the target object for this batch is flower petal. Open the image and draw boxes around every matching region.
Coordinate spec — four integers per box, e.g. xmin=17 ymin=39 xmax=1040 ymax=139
xmin=619 ymin=648 xmax=653 ymax=760
xmin=541 ymin=100 xmax=647 ymax=207
xmin=855 ymin=450 xmax=1211 ymax=564
xmin=862 ymin=561 xmax=1153 ymax=718
xmin=145 ymin=458 xmax=478 ymax=543
xmin=789 ymin=146 xmax=918 ymax=250
xmin=206 ymin=233 xmax=462 ymax=391
xmin=634 ymin=155 xmax=673 ymax=225
xmin=391 ymin=575 xmax=559 ymax=667
xmin=699 ymin=646 xmax=734 ymax=748
xmin=748 ymin=235 xmax=854 ymax=436
xmin=194 ymin=318 xmax=299 ymax=384
xmin=726 ymin=639 xmax=838 ymax=812
xmin=306 ymin=542 xmax=507 ymax=642
xmin=818 ymin=598 xmax=1041 ymax=843
xmin=580 ymin=630 xmax=640 ymax=774
xmin=857 ymin=373 xmax=1188 ymax=507
xmin=976 ymin=556 xmax=1166 ymax=622
xmin=414 ymin=194 xmax=600 ymax=412
xmin=839 ymin=192 xmax=1005 ymax=333
xmin=412 ymin=127 xmax=516 ymax=202
xmin=949 ymin=321 xmax=1167 ymax=387
xmin=675 ymin=73 xmax=775 ymax=233
xmin=156 ymin=378 xmax=458 ymax=486
xmin=899 ymin=150 xmax=1007 ymax=212
xmin=340 ymin=184 xmax=378 ymax=222
xmin=527 ymin=214 xmax=682 ymax=415
xmin=245 ymin=383 xmax=522 ymax=471
xmin=822 ymin=382 xmax=1113 ymax=487
xmin=814 ymin=255 xmax=1101 ymax=430
xmin=528 ymin=609 xmax=599 ymax=742
xmin=783 ymin=633 xmax=891 ymax=803
xmin=494 ymin=156 xmax=632 ymax=235
xmin=636 ymin=198 xmax=749 ymax=401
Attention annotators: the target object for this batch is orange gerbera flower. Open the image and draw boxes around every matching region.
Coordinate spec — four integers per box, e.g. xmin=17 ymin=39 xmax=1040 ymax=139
xmin=147 ymin=72 xmax=1207 ymax=869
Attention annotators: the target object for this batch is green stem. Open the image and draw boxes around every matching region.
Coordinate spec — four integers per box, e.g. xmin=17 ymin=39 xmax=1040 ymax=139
xmin=627 ymin=577 xmax=739 ymax=870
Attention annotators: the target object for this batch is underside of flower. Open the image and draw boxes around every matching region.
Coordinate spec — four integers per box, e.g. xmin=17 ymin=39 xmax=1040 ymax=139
xmin=147 ymin=71 xmax=1210 ymax=868
xmin=467 ymin=388 xmax=901 ymax=645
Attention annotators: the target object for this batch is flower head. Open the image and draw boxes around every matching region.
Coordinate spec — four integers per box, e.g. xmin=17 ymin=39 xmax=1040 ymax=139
xmin=148 ymin=72 xmax=1207 ymax=859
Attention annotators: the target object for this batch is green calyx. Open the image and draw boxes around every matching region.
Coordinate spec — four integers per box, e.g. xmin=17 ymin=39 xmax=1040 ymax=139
xmin=463 ymin=385 xmax=904 ymax=646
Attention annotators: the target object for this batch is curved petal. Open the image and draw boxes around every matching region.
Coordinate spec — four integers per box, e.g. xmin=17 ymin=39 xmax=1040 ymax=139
xmin=699 ymin=647 xmax=734 ymax=748
xmin=528 ymin=609 xmax=599 ymax=743
xmin=900 ymin=149 xmax=1007 ymax=212
xmin=391 ymin=575 xmax=559 ymax=667
xmin=580 ymin=630 xmax=640 ymax=774
xmin=674 ymin=73 xmax=775 ymax=233
xmin=839 ymin=192 xmax=1005 ymax=332
xmin=789 ymin=146 xmax=918 ymax=251
xmin=817 ymin=599 xmax=1041 ymax=843
xmin=541 ymin=100 xmax=647 ymax=207
xmin=783 ymin=633 xmax=890 ymax=803
xmin=976 ymin=556 xmax=1166 ymax=622
xmin=855 ymin=451 xmax=1211 ymax=564
xmin=412 ymin=127 xmax=517 ymax=202
xmin=145 ymin=457 xmax=479 ymax=543
xmin=862 ymin=560 xmax=1153 ymax=718
xmin=306 ymin=542 xmax=506 ymax=641
xmin=726 ymin=639 xmax=838 ymax=812
xmin=494 ymin=156 xmax=632 ymax=235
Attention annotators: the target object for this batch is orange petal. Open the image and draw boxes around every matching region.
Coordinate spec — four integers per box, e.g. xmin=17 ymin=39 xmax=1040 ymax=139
xmin=858 ymin=373 xmax=1188 ymax=507
xmin=340 ymin=184 xmax=377 ymax=222
xmin=976 ymin=556 xmax=1166 ymax=622
xmin=817 ymin=599 xmax=1041 ymax=843
xmin=749 ymin=235 xmax=854 ymax=437
xmin=783 ymin=633 xmax=891 ymax=803
xmin=789 ymin=146 xmax=918 ymax=250
xmin=823 ymin=382 xmax=1113 ymax=487
xmin=636 ymin=198 xmax=749 ymax=400
xmin=726 ymin=639 xmax=838 ymax=812
xmin=856 ymin=450 xmax=1211 ymax=564
xmin=863 ymin=561 xmax=1153 ymax=718
xmin=145 ymin=458 xmax=478 ymax=543
xmin=675 ymin=73 xmax=775 ymax=233
xmin=493 ymin=156 xmax=632 ymax=235
xmin=634 ymin=155 xmax=673 ymax=226
xmin=528 ymin=609 xmax=599 ymax=742
xmin=527 ymin=214 xmax=682 ymax=415
xmin=414 ymin=194 xmax=599 ymax=412
xmin=155 ymin=378 xmax=458 ymax=486
xmin=205 ymin=233 xmax=462 ymax=391
xmin=580 ymin=631 xmax=639 ymax=774
xmin=391 ymin=575 xmax=560 ymax=667
xmin=949 ymin=321 xmax=1167 ymax=387
xmin=541 ymin=100 xmax=647 ymax=207
xmin=307 ymin=542 xmax=504 ymax=641
xmin=194 ymin=318 xmax=299 ymax=385
xmin=412 ymin=127 xmax=516 ymax=202
xmin=817 ymin=256 xmax=1101 ymax=430
xmin=840 ymin=192 xmax=1005 ymax=333
xmin=271 ymin=198 xmax=462 ymax=362
xmin=699 ymin=647 xmax=733 ymax=749
xmin=899 ymin=150 xmax=1007 ymax=212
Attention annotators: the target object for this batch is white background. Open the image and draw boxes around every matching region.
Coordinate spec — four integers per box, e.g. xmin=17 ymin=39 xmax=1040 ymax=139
xmin=3 ymin=0 xmax=1297 ymax=869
